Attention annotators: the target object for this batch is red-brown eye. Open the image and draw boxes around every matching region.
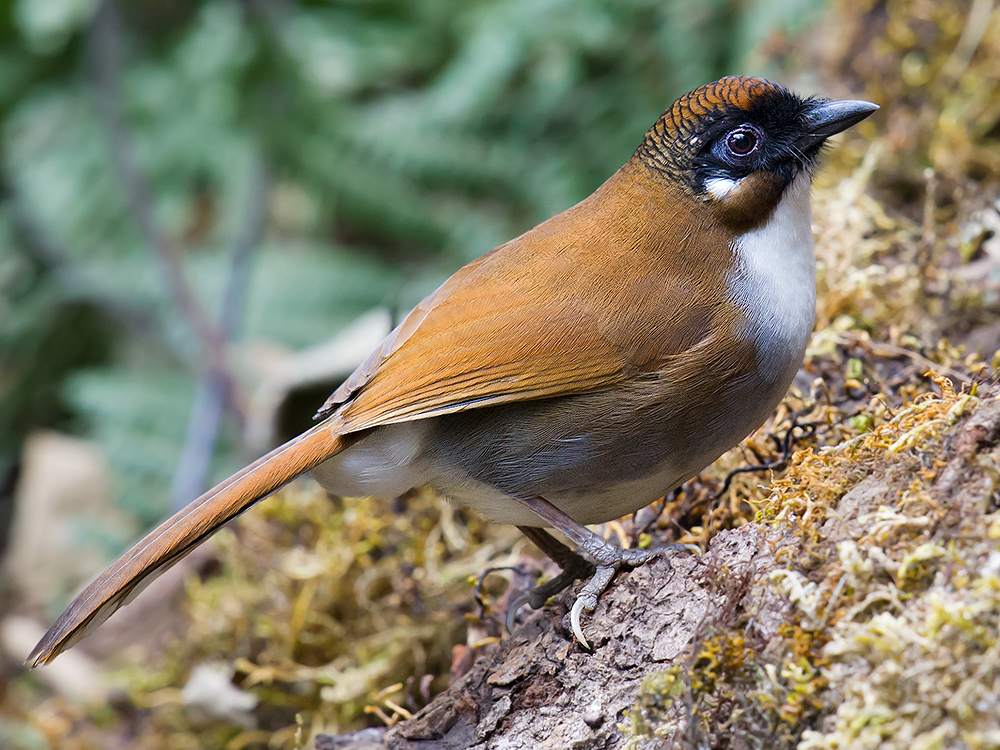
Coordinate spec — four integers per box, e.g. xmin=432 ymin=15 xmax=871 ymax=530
xmin=726 ymin=127 xmax=759 ymax=157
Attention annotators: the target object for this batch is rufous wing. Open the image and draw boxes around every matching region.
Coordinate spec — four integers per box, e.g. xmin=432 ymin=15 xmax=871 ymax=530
xmin=322 ymin=178 xmax=726 ymax=434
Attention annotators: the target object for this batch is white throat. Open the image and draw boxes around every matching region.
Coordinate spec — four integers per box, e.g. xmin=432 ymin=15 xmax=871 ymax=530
xmin=726 ymin=172 xmax=817 ymax=383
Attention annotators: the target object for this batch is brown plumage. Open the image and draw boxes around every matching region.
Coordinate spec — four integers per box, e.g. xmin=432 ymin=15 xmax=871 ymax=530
xmin=322 ymin=161 xmax=733 ymax=434
xmin=28 ymin=76 xmax=878 ymax=665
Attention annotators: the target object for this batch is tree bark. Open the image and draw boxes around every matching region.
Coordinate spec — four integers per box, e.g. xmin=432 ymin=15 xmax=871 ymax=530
xmin=319 ymin=522 xmax=797 ymax=749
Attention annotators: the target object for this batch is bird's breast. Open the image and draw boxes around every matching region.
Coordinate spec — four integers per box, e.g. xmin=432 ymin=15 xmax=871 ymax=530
xmin=725 ymin=172 xmax=817 ymax=385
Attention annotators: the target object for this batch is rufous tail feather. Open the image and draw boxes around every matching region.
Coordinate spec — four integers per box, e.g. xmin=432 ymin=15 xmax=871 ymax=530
xmin=27 ymin=422 xmax=346 ymax=667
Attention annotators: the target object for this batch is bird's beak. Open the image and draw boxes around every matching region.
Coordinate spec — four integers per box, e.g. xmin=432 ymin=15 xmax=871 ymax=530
xmin=796 ymin=99 xmax=879 ymax=150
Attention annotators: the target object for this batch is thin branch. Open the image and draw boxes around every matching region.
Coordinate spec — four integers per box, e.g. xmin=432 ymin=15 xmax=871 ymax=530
xmin=219 ymin=166 xmax=270 ymax=344
xmin=171 ymin=159 xmax=270 ymax=510
xmin=85 ymin=0 xmax=264 ymax=509
xmin=85 ymin=0 xmax=234 ymax=393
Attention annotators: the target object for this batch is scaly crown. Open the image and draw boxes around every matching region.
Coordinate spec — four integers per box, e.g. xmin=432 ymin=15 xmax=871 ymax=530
xmin=635 ymin=76 xmax=797 ymax=190
xmin=663 ymin=77 xmax=786 ymax=135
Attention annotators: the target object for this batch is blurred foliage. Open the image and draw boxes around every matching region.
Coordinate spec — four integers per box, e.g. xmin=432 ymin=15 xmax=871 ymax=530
xmin=0 ymin=0 xmax=820 ymax=529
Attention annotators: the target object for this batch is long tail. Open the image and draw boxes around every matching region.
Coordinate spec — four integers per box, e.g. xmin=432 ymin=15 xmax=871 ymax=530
xmin=27 ymin=422 xmax=347 ymax=667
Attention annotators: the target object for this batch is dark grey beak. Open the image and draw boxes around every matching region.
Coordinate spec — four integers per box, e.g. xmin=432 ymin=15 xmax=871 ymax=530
xmin=796 ymin=99 xmax=879 ymax=150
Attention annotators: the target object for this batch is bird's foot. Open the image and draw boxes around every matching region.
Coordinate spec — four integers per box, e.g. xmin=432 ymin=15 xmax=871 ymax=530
xmin=568 ymin=540 xmax=698 ymax=648
xmin=507 ymin=527 xmax=595 ymax=632
xmin=511 ymin=496 xmax=699 ymax=648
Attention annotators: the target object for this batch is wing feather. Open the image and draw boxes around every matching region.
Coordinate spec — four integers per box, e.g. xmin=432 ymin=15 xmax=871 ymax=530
xmin=323 ymin=170 xmax=731 ymax=435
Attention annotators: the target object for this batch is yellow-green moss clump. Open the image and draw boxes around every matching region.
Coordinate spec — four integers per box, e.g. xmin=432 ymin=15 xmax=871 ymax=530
xmin=7 ymin=484 xmax=523 ymax=749
xmin=773 ymin=381 xmax=1000 ymax=750
xmin=155 ymin=486 xmax=523 ymax=745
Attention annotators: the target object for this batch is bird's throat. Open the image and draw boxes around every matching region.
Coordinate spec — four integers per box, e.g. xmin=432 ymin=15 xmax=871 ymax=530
xmin=725 ymin=172 xmax=817 ymax=385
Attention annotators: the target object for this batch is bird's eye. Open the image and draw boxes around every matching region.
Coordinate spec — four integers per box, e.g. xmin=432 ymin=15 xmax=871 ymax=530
xmin=725 ymin=126 xmax=760 ymax=157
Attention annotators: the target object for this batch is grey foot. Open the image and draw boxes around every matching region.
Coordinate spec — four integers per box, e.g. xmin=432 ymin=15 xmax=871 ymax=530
xmin=510 ymin=496 xmax=699 ymax=648
xmin=569 ymin=542 xmax=698 ymax=649
xmin=507 ymin=527 xmax=595 ymax=633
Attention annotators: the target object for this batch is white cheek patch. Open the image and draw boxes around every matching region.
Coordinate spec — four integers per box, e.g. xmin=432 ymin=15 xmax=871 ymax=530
xmin=706 ymin=176 xmax=741 ymax=200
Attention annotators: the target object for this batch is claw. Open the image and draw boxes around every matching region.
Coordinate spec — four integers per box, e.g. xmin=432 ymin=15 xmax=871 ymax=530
xmin=568 ymin=564 xmax=615 ymax=648
xmin=570 ymin=595 xmax=593 ymax=648
xmin=505 ymin=592 xmax=532 ymax=634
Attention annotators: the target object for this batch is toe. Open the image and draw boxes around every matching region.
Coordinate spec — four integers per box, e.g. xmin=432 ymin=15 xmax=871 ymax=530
xmin=505 ymin=592 xmax=532 ymax=634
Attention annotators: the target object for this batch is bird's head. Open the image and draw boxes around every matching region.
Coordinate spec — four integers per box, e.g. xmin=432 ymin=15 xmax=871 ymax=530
xmin=636 ymin=76 xmax=878 ymax=231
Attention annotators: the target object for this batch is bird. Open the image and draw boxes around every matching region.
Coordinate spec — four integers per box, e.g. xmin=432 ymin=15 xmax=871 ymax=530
xmin=27 ymin=76 xmax=877 ymax=666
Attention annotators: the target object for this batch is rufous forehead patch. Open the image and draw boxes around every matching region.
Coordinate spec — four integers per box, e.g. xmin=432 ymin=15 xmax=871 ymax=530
xmin=664 ymin=76 xmax=785 ymax=136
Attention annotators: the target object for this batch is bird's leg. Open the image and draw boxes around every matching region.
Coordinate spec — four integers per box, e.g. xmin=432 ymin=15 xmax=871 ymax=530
xmin=506 ymin=527 xmax=595 ymax=632
xmin=513 ymin=495 xmax=698 ymax=648
xmin=518 ymin=527 xmax=596 ymax=602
